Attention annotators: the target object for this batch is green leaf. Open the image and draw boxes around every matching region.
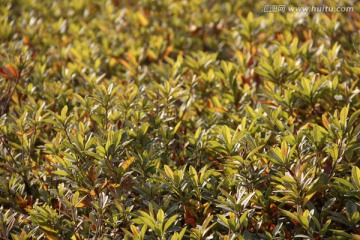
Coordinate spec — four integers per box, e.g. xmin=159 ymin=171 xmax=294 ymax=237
xmin=240 ymin=210 xmax=249 ymax=227
xmin=273 ymin=52 xmax=284 ymax=69
xmin=282 ymin=176 xmax=296 ymax=184
xmin=130 ymin=225 xmax=139 ymax=237
xmin=348 ymin=109 xmax=360 ymax=129
xmin=281 ymin=141 xmax=288 ymax=159
xmin=280 ymin=209 xmax=298 ymax=222
xmin=156 ymin=209 xmax=164 ymax=223
xmin=61 ymin=105 xmax=68 ymax=119
xmin=164 ymin=165 xmax=174 ymax=180
xmin=217 ymin=214 xmax=229 ymax=227
xmin=52 ymin=170 xmax=69 ymax=177
xmin=194 ymin=127 xmax=202 ymax=140
xmin=270 ymin=147 xmax=286 ymax=165
xmin=164 ymin=214 xmax=178 ymax=232
xmin=298 ymin=215 xmax=309 ymax=228
xmin=245 ymin=105 xmax=257 ymax=119
xmin=333 ymin=177 xmax=356 ymax=190
xmin=320 ymin=219 xmax=331 ymax=237
xmin=136 ymin=216 xmax=155 ymax=230
xmin=351 ymin=166 xmax=360 ymax=189
xmin=171 ymin=121 xmax=182 ymax=136
xmin=290 ymin=37 xmax=299 ymax=56
xmin=331 ymin=229 xmax=354 ymax=238
xmin=140 ymin=224 xmax=148 ymax=238
xmin=201 ymin=214 xmax=215 ymax=236
xmin=339 ymin=105 xmax=349 ymax=128
xmin=171 ymin=227 xmax=187 ymax=240
xmin=222 ymin=125 xmax=232 ymax=147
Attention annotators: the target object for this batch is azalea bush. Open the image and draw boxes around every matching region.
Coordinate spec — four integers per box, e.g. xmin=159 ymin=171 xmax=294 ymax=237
xmin=0 ymin=0 xmax=360 ymax=239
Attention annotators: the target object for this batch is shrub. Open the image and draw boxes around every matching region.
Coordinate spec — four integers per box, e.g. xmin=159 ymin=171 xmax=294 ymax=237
xmin=0 ymin=0 xmax=359 ymax=239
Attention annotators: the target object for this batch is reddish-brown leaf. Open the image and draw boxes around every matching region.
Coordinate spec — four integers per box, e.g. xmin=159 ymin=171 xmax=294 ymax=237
xmin=7 ymin=65 xmax=19 ymax=79
xmin=184 ymin=207 xmax=196 ymax=227
xmin=87 ymin=165 xmax=96 ymax=183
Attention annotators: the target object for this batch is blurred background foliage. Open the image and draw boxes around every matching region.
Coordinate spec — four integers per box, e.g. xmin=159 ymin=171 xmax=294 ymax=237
xmin=0 ymin=0 xmax=360 ymax=239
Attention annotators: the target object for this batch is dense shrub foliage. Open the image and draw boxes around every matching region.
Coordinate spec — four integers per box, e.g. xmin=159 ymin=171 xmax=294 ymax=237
xmin=1 ymin=0 xmax=360 ymax=239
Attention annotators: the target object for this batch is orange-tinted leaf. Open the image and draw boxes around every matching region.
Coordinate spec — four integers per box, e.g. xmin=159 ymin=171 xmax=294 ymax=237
xmin=270 ymin=203 xmax=278 ymax=213
xmin=97 ymin=179 xmax=108 ymax=192
xmin=119 ymin=58 xmax=133 ymax=71
xmin=43 ymin=154 xmax=57 ymax=164
xmin=23 ymin=35 xmax=30 ymax=45
xmin=209 ymin=107 xmax=226 ymax=113
xmin=121 ymin=156 xmax=135 ymax=171
xmin=136 ymin=11 xmax=149 ymax=26
xmin=40 ymin=183 xmax=48 ymax=191
xmin=7 ymin=65 xmax=19 ymax=79
xmin=109 ymin=183 xmax=120 ymax=188
xmin=45 ymin=166 xmax=52 ymax=174
xmin=90 ymin=189 xmax=96 ymax=197
xmin=184 ymin=215 xmax=196 ymax=227
xmin=291 ymin=219 xmax=299 ymax=225
xmin=127 ymin=51 xmax=138 ymax=65
xmin=322 ymin=114 xmax=331 ymax=129
xmin=76 ymin=202 xmax=85 ymax=208
xmin=276 ymin=33 xmax=284 ymax=42
xmin=0 ymin=65 xmax=18 ymax=79
xmin=163 ymin=45 xmax=173 ymax=58
xmin=184 ymin=207 xmax=196 ymax=227
xmin=16 ymin=195 xmax=28 ymax=208
xmin=269 ymin=224 xmax=276 ymax=232
xmin=87 ymin=165 xmax=96 ymax=183
xmin=0 ymin=67 xmax=10 ymax=79
xmin=259 ymin=99 xmax=279 ymax=107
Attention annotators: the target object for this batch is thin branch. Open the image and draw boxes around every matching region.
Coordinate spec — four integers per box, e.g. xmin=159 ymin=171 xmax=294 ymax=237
xmin=2 ymin=68 xmax=21 ymax=115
